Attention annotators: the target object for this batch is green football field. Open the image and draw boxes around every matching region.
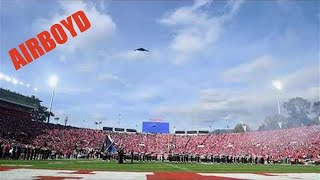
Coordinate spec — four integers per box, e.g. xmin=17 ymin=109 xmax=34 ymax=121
xmin=0 ymin=159 xmax=319 ymax=173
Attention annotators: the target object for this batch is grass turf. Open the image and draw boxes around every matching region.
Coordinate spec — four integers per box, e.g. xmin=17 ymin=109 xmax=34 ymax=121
xmin=0 ymin=159 xmax=319 ymax=173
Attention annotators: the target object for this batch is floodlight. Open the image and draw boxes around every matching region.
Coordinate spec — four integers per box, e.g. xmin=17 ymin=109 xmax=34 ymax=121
xmin=272 ymin=80 xmax=283 ymax=115
xmin=12 ymin=78 xmax=18 ymax=85
xmin=272 ymin=80 xmax=283 ymax=91
xmin=4 ymin=76 xmax=11 ymax=82
xmin=49 ymin=75 xmax=58 ymax=88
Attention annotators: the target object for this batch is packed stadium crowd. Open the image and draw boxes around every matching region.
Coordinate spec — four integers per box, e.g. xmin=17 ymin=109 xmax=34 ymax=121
xmin=107 ymin=126 xmax=320 ymax=163
xmin=1 ymin=110 xmax=319 ymax=164
xmin=0 ymin=92 xmax=319 ymax=164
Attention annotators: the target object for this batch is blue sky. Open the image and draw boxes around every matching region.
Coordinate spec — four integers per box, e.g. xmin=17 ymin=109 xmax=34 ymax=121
xmin=0 ymin=0 xmax=319 ymax=131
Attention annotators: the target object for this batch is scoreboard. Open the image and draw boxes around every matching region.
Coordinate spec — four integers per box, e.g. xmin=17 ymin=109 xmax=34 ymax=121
xmin=142 ymin=121 xmax=169 ymax=134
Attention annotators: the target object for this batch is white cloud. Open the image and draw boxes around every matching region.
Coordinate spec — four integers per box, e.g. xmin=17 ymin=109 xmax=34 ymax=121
xmin=199 ymin=89 xmax=238 ymax=103
xmin=276 ymin=66 xmax=319 ymax=102
xmin=127 ymin=86 xmax=159 ymax=102
xmin=98 ymin=73 xmax=120 ymax=81
xmin=280 ymin=66 xmax=319 ymax=91
xmin=91 ymin=112 xmax=107 ymax=121
xmin=113 ymin=51 xmax=149 ymax=61
xmin=224 ymin=0 xmax=245 ymax=20
xmin=153 ymin=65 xmax=319 ymax=129
xmin=160 ymin=0 xmax=244 ymax=64
xmin=97 ymin=73 xmax=131 ymax=87
xmin=193 ymin=0 xmax=211 ymax=9
xmin=111 ymin=49 xmax=163 ymax=63
xmin=76 ymin=61 xmax=97 ymax=73
xmin=153 ymin=88 xmax=275 ymax=128
xmin=33 ymin=0 xmax=116 ymax=55
xmin=57 ymin=87 xmax=92 ymax=95
xmin=59 ymin=55 xmax=66 ymax=63
xmin=221 ymin=55 xmax=277 ymax=82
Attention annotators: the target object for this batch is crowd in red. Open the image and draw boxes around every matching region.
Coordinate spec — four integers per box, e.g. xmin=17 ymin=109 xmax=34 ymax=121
xmin=1 ymin=109 xmax=319 ymax=162
xmin=109 ymin=126 xmax=320 ymax=161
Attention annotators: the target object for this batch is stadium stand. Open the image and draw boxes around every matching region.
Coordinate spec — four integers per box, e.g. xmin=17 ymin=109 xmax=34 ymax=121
xmin=1 ymin=113 xmax=319 ymax=163
xmin=0 ymin=88 xmax=319 ymax=164
xmin=0 ymin=88 xmax=40 ymax=121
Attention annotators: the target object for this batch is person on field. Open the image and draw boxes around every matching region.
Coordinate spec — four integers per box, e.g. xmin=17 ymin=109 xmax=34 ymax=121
xmin=131 ymin=150 xmax=134 ymax=163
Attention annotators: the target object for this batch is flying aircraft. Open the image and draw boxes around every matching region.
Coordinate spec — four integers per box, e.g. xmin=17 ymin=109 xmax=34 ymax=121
xmin=134 ymin=48 xmax=149 ymax=52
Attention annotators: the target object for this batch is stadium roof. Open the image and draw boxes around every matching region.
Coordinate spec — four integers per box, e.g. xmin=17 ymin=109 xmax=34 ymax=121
xmin=0 ymin=88 xmax=41 ymax=109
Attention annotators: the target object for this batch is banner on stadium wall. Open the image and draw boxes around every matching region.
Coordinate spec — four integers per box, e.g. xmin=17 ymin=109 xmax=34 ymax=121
xmin=142 ymin=121 xmax=169 ymax=134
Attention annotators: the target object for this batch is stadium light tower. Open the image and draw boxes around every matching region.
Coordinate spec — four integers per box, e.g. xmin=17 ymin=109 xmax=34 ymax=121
xmin=48 ymin=75 xmax=58 ymax=123
xmin=272 ymin=80 xmax=283 ymax=115
xmin=65 ymin=116 xmax=68 ymax=126
xmin=98 ymin=121 xmax=102 ymax=129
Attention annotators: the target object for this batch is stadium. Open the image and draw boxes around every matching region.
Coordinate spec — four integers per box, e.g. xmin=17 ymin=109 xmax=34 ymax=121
xmin=0 ymin=0 xmax=319 ymax=180
xmin=0 ymin=87 xmax=319 ymax=179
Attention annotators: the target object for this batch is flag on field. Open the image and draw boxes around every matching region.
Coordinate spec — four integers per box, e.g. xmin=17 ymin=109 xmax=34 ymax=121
xmin=108 ymin=144 xmax=117 ymax=154
xmin=101 ymin=135 xmax=113 ymax=152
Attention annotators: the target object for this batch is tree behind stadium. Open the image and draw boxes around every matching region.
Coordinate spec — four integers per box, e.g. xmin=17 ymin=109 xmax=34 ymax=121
xmin=233 ymin=123 xmax=251 ymax=133
xmin=283 ymin=97 xmax=312 ymax=128
xmin=32 ymin=105 xmax=52 ymax=122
